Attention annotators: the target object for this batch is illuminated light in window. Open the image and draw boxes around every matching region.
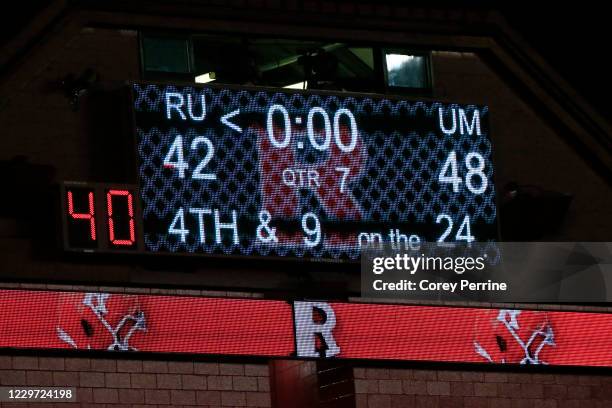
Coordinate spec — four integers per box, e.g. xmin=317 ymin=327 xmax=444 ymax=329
xmin=284 ymin=81 xmax=307 ymax=89
xmin=106 ymin=190 xmax=136 ymax=246
xmin=67 ymin=190 xmax=96 ymax=240
xmin=195 ymin=72 xmax=216 ymax=83
xmin=385 ymin=53 xmax=428 ymax=89
xmin=385 ymin=54 xmax=415 ymax=71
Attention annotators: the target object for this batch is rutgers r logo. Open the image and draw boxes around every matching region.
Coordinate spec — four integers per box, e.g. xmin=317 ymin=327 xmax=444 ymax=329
xmin=293 ymin=301 xmax=340 ymax=358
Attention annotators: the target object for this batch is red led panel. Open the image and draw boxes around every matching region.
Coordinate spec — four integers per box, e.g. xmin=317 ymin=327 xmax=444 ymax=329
xmin=327 ymin=302 xmax=612 ymax=366
xmin=2 ymin=289 xmax=612 ymax=367
xmin=61 ymin=183 xmax=139 ymax=252
xmin=0 ymin=290 xmax=294 ymax=356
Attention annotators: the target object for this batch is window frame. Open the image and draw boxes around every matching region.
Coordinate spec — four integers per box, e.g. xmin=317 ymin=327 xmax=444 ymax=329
xmin=139 ymin=32 xmax=195 ymax=81
xmin=382 ymin=48 xmax=433 ymax=95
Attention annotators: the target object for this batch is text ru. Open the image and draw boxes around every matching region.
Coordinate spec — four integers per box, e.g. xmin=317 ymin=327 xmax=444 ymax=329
xmin=165 ymin=92 xmax=206 ymax=121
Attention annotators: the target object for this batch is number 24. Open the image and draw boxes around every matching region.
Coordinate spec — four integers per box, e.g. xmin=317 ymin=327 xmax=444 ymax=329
xmin=436 ymin=214 xmax=475 ymax=243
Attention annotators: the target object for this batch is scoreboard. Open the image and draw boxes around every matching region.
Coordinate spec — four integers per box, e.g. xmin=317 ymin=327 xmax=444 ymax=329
xmin=61 ymin=82 xmax=497 ymax=260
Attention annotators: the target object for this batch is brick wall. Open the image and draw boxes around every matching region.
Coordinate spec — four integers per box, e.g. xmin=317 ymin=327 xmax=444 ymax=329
xmin=353 ymin=367 xmax=612 ymax=408
xmin=0 ymin=355 xmax=271 ymax=407
xmin=3 ymin=359 xmax=612 ymax=408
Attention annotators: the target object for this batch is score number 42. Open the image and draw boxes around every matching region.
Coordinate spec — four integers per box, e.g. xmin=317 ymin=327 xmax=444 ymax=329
xmin=436 ymin=151 xmax=488 ymax=243
xmin=163 ymin=135 xmax=215 ymax=180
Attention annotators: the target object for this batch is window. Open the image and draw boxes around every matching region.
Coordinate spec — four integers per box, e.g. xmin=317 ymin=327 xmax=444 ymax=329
xmin=140 ymin=33 xmax=432 ymax=94
xmin=190 ymin=36 xmax=380 ymax=92
xmin=384 ymin=50 xmax=431 ymax=91
xmin=141 ymin=35 xmax=193 ymax=79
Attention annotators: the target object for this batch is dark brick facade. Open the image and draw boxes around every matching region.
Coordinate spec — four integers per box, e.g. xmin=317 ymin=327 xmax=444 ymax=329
xmin=353 ymin=367 xmax=612 ymax=408
xmin=1 ymin=355 xmax=271 ymax=407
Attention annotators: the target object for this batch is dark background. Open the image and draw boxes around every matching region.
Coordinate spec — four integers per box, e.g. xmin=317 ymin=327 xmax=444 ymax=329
xmin=1 ymin=1 xmax=609 ymax=122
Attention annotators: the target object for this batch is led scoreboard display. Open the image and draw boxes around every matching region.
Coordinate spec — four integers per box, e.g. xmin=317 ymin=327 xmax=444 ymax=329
xmin=62 ymin=82 xmax=497 ymax=260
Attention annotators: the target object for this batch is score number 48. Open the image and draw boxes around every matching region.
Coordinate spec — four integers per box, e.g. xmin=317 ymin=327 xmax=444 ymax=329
xmin=436 ymin=151 xmax=488 ymax=243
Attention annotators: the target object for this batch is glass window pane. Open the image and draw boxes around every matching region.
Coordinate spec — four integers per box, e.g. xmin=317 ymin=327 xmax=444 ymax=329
xmin=142 ymin=37 xmax=191 ymax=73
xmin=385 ymin=53 xmax=428 ymax=89
xmin=191 ymin=35 xmax=379 ymax=92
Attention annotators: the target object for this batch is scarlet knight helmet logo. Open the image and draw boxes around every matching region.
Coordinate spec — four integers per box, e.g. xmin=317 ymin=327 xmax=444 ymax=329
xmin=56 ymin=292 xmax=147 ymax=351
xmin=473 ymin=309 xmax=555 ymax=365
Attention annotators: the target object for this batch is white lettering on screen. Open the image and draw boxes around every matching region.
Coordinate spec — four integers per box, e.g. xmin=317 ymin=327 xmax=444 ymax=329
xmin=293 ymin=301 xmax=340 ymax=358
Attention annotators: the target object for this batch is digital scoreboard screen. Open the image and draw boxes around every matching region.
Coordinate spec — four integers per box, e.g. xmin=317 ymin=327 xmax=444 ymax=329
xmin=62 ymin=82 xmax=497 ymax=260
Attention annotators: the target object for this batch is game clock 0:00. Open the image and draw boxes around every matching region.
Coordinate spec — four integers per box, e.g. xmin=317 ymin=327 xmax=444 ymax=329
xmin=60 ymin=82 xmax=498 ymax=260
